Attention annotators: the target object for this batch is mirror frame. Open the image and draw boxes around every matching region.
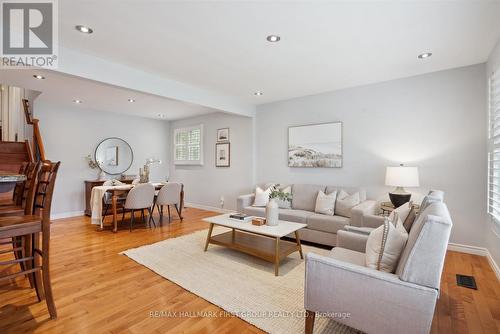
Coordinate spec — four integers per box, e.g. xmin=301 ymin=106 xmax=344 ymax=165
xmin=94 ymin=137 xmax=134 ymax=175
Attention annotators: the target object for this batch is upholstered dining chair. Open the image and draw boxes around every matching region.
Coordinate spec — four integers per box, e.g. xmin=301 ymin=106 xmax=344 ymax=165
xmin=123 ymin=183 xmax=156 ymax=231
xmin=0 ymin=160 xmax=61 ymax=320
xmin=155 ymin=183 xmax=183 ymax=224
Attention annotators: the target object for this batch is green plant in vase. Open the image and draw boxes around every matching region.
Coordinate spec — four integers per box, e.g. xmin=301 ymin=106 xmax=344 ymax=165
xmin=269 ymin=184 xmax=292 ymax=203
xmin=266 ymin=184 xmax=291 ymax=226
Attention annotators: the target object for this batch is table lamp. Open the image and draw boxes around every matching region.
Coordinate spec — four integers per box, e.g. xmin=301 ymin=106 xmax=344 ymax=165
xmin=385 ymin=164 xmax=419 ymax=207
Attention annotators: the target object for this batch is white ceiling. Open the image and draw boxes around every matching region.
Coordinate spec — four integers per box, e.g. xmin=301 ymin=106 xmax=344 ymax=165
xmin=58 ymin=0 xmax=500 ymax=104
xmin=0 ymin=69 xmax=217 ymax=120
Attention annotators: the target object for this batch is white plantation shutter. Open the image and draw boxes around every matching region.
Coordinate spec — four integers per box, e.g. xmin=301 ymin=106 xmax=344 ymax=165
xmin=174 ymin=125 xmax=203 ymax=165
xmin=488 ymin=69 xmax=500 ymax=225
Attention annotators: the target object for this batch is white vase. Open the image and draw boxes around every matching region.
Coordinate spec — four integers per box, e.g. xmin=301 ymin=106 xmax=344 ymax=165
xmin=266 ymin=199 xmax=279 ymax=226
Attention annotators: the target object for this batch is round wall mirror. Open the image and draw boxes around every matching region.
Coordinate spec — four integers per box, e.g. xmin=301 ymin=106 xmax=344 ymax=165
xmin=94 ymin=137 xmax=133 ymax=175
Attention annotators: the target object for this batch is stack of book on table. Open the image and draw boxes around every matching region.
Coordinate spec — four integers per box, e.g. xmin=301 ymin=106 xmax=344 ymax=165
xmin=229 ymin=213 xmax=252 ymax=222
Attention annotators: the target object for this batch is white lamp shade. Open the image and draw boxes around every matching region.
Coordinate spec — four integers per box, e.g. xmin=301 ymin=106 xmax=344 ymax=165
xmin=385 ymin=166 xmax=419 ymax=187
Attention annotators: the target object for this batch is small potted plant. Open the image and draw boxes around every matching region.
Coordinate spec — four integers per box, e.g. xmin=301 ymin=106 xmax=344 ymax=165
xmin=266 ymin=184 xmax=291 ymax=226
xmin=86 ymin=155 xmax=105 ymax=179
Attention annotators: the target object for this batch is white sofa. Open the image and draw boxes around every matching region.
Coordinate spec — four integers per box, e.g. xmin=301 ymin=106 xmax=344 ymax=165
xmin=236 ymin=184 xmax=377 ymax=246
xmin=304 ymin=200 xmax=453 ymax=334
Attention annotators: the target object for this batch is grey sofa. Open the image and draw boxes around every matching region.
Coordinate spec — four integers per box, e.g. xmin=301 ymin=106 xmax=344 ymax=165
xmin=343 ymin=190 xmax=446 ymax=241
xmin=236 ymin=184 xmax=377 ymax=246
xmin=304 ymin=201 xmax=453 ymax=334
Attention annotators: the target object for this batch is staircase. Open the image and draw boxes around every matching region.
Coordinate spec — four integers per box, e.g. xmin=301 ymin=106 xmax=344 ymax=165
xmin=0 ymin=99 xmax=44 ymax=171
xmin=0 ymin=141 xmax=33 ymax=172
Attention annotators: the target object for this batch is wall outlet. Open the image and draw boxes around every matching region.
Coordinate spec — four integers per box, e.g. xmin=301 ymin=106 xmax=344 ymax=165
xmin=220 ymin=196 xmax=225 ymax=208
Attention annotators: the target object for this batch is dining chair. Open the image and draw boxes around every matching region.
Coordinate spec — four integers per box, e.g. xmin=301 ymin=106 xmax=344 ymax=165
xmin=0 ymin=162 xmax=41 ymax=216
xmin=123 ymin=183 xmax=156 ymax=231
xmin=9 ymin=162 xmax=29 ymax=206
xmin=155 ymin=183 xmax=183 ymax=224
xmin=101 ymin=180 xmax=126 ymax=224
xmin=0 ymin=160 xmax=61 ymax=319
xmin=0 ymin=162 xmax=42 ymax=283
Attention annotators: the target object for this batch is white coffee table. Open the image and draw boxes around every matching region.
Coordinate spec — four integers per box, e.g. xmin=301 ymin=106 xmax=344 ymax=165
xmin=202 ymin=214 xmax=307 ymax=276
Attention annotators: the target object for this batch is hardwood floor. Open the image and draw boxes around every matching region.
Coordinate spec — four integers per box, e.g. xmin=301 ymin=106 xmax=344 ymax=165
xmin=1 ymin=207 xmax=499 ymax=333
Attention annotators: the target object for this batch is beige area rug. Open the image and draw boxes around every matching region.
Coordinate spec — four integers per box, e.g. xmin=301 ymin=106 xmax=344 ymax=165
xmin=122 ymin=227 xmax=360 ymax=334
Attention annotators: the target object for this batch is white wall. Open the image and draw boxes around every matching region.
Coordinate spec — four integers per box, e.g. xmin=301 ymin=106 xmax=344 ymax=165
xmin=486 ymin=38 xmax=500 ymax=267
xmin=169 ymin=112 xmax=253 ymax=210
xmin=256 ymin=64 xmax=487 ymax=247
xmin=36 ymin=101 xmax=170 ymax=216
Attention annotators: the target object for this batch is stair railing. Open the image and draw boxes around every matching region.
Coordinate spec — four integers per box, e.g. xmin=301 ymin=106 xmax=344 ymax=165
xmin=22 ymin=99 xmax=45 ymax=161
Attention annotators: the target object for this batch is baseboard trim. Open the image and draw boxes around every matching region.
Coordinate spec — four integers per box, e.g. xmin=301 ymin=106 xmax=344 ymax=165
xmin=486 ymin=251 xmax=500 ymax=281
xmin=448 ymin=242 xmax=500 ymax=281
xmin=184 ymin=202 xmax=233 ymax=214
xmin=447 ymin=242 xmax=488 ymax=256
xmin=51 ymin=211 xmax=85 ymax=220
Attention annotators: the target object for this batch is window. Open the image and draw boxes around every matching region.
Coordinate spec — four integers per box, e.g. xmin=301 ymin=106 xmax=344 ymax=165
xmin=488 ymin=69 xmax=500 ymax=225
xmin=174 ymin=124 xmax=203 ymax=165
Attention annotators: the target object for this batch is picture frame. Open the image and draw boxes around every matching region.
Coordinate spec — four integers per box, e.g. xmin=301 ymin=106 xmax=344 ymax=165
xmin=217 ymin=128 xmax=230 ymax=142
xmin=288 ymin=121 xmax=343 ymax=168
xmin=215 ymin=142 xmax=230 ymax=167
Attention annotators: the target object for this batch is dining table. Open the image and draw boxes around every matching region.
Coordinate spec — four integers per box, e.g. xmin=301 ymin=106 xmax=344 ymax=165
xmin=93 ymin=183 xmax=184 ymax=233
xmin=0 ymin=171 xmax=27 ymax=193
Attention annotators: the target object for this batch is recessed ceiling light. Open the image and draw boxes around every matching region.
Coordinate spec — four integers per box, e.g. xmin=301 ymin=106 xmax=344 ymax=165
xmin=33 ymin=74 xmax=45 ymax=80
xmin=75 ymin=25 xmax=93 ymax=34
xmin=254 ymin=91 xmax=263 ymax=96
xmin=418 ymin=52 xmax=432 ymax=59
xmin=266 ymin=35 xmax=280 ymax=42
xmin=73 ymin=99 xmax=83 ymax=104
xmin=128 ymin=98 xmax=135 ymax=103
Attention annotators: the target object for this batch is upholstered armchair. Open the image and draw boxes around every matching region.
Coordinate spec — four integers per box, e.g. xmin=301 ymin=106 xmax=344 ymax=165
xmin=304 ymin=201 xmax=452 ymax=334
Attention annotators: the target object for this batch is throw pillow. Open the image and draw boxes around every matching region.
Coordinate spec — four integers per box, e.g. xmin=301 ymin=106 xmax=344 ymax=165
xmin=335 ymin=190 xmax=360 ymax=218
xmin=276 ymin=185 xmax=292 ymax=209
xmin=253 ymin=187 xmax=271 ymax=207
xmin=403 ymin=206 xmax=417 ymax=232
xmin=365 ymin=215 xmax=409 ymax=273
xmin=314 ymin=190 xmax=337 ymax=215
xmin=420 ymin=194 xmax=441 ymax=212
xmin=388 ymin=202 xmax=412 ymax=223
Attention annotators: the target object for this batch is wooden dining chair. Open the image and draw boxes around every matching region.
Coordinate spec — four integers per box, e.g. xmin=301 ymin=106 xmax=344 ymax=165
xmin=0 ymin=162 xmax=41 ymax=216
xmin=1 ymin=162 xmax=42 ymax=276
xmin=1 ymin=162 xmax=29 ymax=207
xmin=155 ymin=183 xmax=183 ymax=224
xmin=101 ymin=180 xmax=126 ymax=224
xmin=0 ymin=160 xmax=60 ymax=319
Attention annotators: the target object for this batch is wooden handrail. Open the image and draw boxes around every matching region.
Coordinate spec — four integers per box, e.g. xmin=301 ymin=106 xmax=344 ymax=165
xmin=32 ymin=119 xmax=46 ymax=161
xmin=22 ymin=99 xmax=45 ymax=161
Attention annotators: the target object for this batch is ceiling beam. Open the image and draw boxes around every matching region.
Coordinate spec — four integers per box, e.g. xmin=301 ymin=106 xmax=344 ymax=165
xmin=55 ymin=47 xmax=255 ymax=117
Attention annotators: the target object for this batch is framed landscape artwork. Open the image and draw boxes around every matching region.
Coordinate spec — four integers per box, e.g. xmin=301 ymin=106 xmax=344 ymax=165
xmin=217 ymin=128 xmax=229 ymax=142
xmin=288 ymin=122 xmax=342 ymax=168
xmin=216 ymin=142 xmax=230 ymax=167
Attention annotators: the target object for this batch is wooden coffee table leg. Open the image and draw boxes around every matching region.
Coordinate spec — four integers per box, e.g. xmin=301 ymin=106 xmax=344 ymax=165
xmin=204 ymin=223 xmax=214 ymax=251
xmin=295 ymin=231 xmax=304 ymax=259
xmin=275 ymin=237 xmax=280 ymax=276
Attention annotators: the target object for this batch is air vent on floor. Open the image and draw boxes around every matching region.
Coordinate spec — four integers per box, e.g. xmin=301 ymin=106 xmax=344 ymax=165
xmin=456 ymin=274 xmax=477 ymax=290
